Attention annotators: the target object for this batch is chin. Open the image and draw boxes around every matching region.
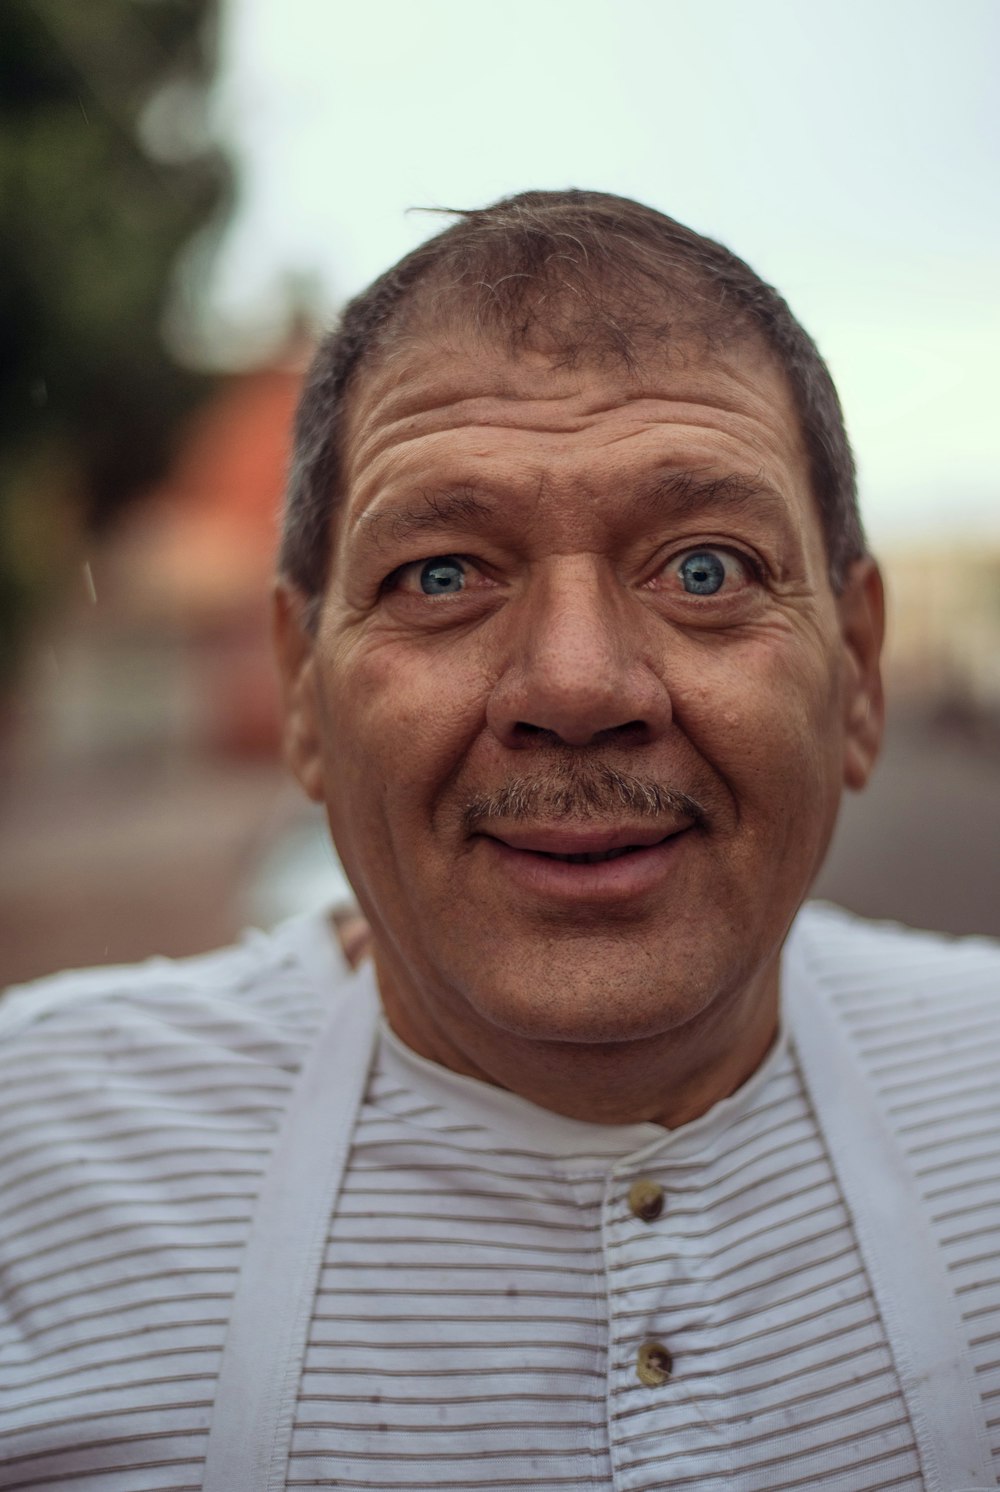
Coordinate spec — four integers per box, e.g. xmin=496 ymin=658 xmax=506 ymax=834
xmin=461 ymin=958 xmax=720 ymax=1047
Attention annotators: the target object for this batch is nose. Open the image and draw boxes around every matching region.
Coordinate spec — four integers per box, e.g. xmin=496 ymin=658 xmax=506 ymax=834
xmin=486 ymin=559 xmax=673 ymax=750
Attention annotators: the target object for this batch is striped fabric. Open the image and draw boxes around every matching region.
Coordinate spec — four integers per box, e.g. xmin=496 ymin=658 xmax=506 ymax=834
xmin=797 ymin=911 xmax=1000 ymax=1477
xmin=0 ymin=905 xmax=997 ymax=1490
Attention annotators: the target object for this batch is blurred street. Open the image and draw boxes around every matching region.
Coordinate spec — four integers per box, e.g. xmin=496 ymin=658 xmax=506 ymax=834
xmin=813 ymin=710 xmax=1000 ymax=938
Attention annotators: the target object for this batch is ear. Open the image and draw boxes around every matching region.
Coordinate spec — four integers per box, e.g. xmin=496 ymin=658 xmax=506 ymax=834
xmin=836 ymin=556 xmax=886 ymax=792
xmin=272 ymin=580 xmax=326 ymax=803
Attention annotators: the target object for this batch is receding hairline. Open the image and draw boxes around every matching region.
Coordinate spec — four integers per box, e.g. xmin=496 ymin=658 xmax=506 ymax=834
xmin=345 ymin=239 xmax=759 ymax=387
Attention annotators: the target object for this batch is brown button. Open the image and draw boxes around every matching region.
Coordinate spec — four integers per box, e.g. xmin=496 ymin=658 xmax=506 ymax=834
xmin=636 ymin=1339 xmax=674 ymax=1386
xmin=628 ymin=1178 xmax=664 ymax=1222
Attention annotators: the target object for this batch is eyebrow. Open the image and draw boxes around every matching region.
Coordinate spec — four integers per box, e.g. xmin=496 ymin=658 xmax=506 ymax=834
xmin=356 ymin=468 xmax=788 ymax=547
xmin=633 ymin=468 xmax=789 ymax=522
xmin=357 ymin=486 xmax=495 ymax=547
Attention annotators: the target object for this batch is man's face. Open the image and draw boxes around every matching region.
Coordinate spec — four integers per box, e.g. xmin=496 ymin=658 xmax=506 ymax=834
xmin=277 ymin=328 xmax=882 ymax=1080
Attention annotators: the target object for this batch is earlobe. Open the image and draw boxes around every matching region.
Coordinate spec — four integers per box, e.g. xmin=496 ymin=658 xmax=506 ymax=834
xmin=837 ymin=557 xmax=886 ymax=792
xmin=272 ymin=581 xmax=326 ymax=803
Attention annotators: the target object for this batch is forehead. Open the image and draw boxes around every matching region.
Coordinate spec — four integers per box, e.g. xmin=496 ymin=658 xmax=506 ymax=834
xmin=338 ymin=329 xmax=816 ymax=545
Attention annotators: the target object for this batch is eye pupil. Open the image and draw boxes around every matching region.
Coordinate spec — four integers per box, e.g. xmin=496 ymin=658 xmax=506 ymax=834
xmin=420 ymin=558 xmax=465 ymax=594
xmin=680 ymin=551 xmax=725 ymax=595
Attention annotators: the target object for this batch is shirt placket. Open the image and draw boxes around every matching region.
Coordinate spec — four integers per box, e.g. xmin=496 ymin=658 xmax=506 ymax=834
xmin=602 ymin=1150 xmax=727 ymax=1491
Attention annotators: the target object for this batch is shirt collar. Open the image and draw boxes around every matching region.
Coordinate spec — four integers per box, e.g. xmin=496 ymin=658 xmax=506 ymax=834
xmin=377 ymin=1012 xmax=790 ymax=1173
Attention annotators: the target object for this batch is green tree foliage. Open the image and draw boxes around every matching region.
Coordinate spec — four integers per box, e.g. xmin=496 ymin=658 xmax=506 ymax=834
xmin=0 ymin=0 xmax=232 ymax=686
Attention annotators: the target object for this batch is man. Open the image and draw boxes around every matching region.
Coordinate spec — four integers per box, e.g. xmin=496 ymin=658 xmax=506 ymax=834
xmin=1 ymin=190 xmax=997 ymax=1490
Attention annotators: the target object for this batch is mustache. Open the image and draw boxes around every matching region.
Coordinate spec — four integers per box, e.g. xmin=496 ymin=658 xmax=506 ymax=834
xmin=462 ymin=763 xmax=708 ymax=832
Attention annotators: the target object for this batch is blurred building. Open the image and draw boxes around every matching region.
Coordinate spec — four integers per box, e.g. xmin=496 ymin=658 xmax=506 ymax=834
xmin=882 ymin=543 xmax=1000 ymax=732
xmin=22 ymin=354 xmax=304 ymax=770
xmin=0 ymin=352 xmax=312 ymax=986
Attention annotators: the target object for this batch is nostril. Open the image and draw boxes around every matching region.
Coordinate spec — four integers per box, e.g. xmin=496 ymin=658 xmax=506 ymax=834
xmin=592 ymin=720 xmax=650 ymax=747
xmin=509 ymin=719 xmax=651 ymax=749
xmin=606 ymin=721 xmax=646 ymax=738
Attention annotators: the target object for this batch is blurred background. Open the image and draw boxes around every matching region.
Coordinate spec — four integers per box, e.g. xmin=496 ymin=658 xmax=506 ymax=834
xmin=1 ymin=0 xmax=997 ymax=988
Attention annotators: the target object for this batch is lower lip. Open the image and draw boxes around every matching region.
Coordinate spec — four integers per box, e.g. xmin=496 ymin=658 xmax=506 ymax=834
xmin=480 ymin=833 xmax=690 ymax=904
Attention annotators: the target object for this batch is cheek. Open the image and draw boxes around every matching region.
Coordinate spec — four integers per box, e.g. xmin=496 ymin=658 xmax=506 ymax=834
xmin=323 ymin=642 xmax=490 ymax=809
xmin=677 ymin=634 xmax=842 ymax=795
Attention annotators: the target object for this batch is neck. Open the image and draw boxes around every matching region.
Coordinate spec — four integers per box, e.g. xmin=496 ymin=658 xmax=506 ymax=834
xmin=374 ymin=951 xmax=781 ymax=1129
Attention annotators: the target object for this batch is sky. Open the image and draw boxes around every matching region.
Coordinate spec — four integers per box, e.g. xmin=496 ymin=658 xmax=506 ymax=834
xmin=203 ymin=0 xmax=999 ymax=546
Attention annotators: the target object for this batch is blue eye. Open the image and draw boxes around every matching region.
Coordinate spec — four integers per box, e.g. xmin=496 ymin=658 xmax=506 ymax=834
xmin=419 ymin=558 xmax=466 ymax=594
xmin=679 ymin=550 xmax=726 ymax=595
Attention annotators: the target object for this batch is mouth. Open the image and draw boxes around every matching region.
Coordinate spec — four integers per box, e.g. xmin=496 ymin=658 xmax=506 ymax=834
xmin=483 ymin=822 xmax=689 ymax=857
xmin=476 ymin=823 xmax=694 ymax=903
xmin=528 ymin=840 xmax=669 ymax=865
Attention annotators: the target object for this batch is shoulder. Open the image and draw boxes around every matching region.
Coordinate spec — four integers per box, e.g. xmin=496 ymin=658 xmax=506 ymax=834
xmin=792 ymin=900 xmax=1000 ymax=987
xmin=0 ymin=911 xmax=350 ymax=1058
xmin=789 ymin=900 xmax=1000 ymax=1041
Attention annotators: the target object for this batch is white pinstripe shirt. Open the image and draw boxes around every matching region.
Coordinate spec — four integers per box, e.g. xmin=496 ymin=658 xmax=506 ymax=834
xmin=1 ymin=904 xmax=998 ymax=1490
